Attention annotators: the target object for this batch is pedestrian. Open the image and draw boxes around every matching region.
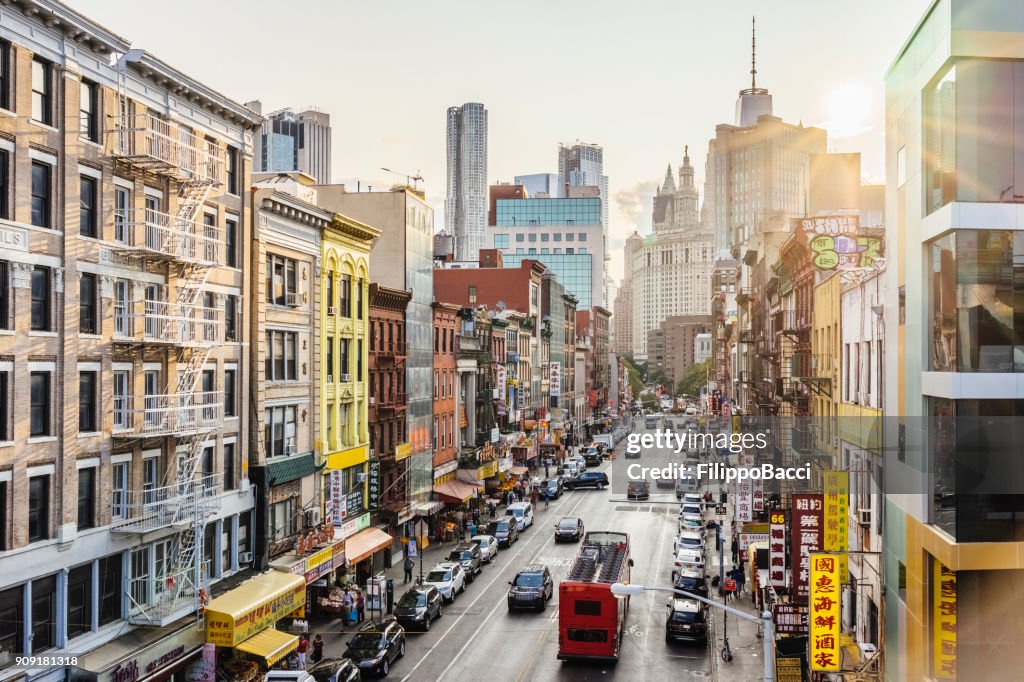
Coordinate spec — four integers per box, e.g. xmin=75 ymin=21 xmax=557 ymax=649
xmin=296 ymin=635 xmax=308 ymax=669
xmin=736 ymin=564 xmax=746 ymax=595
xmin=472 ymin=508 xmax=480 ymax=526
xmin=311 ymin=634 xmax=324 ymax=664
xmin=356 ymin=589 xmax=365 ymax=623
xmin=404 ymin=555 xmax=415 ymax=584
xmin=342 ymin=589 xmax=353 ymax=625
xmin=731 ymin=536 xmax=739 ymax=564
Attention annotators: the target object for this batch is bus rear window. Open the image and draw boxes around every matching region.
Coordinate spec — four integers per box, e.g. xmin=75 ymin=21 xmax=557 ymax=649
xmin=567 ymin=628 xmax=608 ymax=642
xmin=574 ymin=599 xmax=602 ymax=616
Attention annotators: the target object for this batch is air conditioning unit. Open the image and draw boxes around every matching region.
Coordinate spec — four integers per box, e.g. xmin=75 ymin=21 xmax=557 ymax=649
xmin=369 ymin=397 xmax=375 ymax=405
xmin=327 ymin=375 xmax=334 ymax=383
xmin=341 ymin=373 xmax=351 ymax=382
xmin=286 ymin=292 xmax=300 ymax=307
xmin=356 ymin=472 xmax=367 ymax=483
xmin=305 ymin=508 xmax=321 ymax=527
xmin=285 ymin=439 xmax=297 ymax=455
xmin=857 ymin=508 xmax=872 ymax=526
xmin=327 ymin=306 xmax=337 ymax=316
xmin=239 ymin=551 xmax=253 ymax=564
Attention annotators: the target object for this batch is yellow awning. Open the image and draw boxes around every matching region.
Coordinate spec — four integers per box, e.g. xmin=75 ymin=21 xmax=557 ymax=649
xmin=345 ymin=527 xmax=393 ymax=564
xmin=235 ymin=629 xmax=298 ymax=666
xmin=205 ymin=571 xmax=306 ymax=647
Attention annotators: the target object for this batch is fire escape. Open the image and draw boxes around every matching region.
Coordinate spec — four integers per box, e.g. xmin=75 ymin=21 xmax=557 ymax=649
xmin=107 ymin=95 xmax=225 ymax=627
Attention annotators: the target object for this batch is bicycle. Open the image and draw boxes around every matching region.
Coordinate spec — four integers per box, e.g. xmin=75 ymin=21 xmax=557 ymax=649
xmin=721 ymin=636 xmax=733 ymax=662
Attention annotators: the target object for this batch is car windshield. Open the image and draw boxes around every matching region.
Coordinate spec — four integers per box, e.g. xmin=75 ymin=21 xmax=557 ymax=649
xmin=426 ymin=570 xmax=451 ymax=582
xmin=397 ymin=592 xmax=426 ymax=608
xmin=449 ymin=550 xmax=471 ymax=562
xmin=510 ymin=508 xmax=524 ymax=517
xmin=676 ymin=576 xmax=702 ymax=589
xmin=473 ymin=537 xmax=489 ymax=546
xmin=679 ymin=537 xmax=701 ymax=546
xmin=558 ymin=519 xmax=578 ymax=529
xmin=514 ymin=573 xmax=544 ymax=587
xmin=350 ymin=632 xmax=384 ymax=650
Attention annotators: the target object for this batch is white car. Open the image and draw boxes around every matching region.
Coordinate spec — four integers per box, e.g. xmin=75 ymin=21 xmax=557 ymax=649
xmin=680 ymin=502 xmax=702 ymax=517
xmin=424 ymin=562 xmax=467 ymax=602
xmin=471 ymin=534 xmax=499 ymax=563
xmin=676 ymin=530 xmax=705 ymax=552
xmin=682 ymin=492 xmax=703 ymax=506
xmin=673 ymin=548 xmax=705 ymax=577
xmin=506 ymin=502 xmax=535 ymax=531
xmin=679 ymin=514 xmax=705 ymax=535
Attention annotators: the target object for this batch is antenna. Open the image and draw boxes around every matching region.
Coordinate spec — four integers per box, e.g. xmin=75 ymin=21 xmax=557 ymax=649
xmin=751 ymin=16 xmax=757 ymax=90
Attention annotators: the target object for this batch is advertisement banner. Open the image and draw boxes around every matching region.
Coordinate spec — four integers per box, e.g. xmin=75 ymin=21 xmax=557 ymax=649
xmin=809 ymin=552 xmax=841 ymax=672
xmin=329 ymin=470 xmax=345 ymax=525
xmin=824 ymin=471 xmax=849 ymax=582
xmin=791 ymin=493 xmax=824 ymax=601
xmin=933 ymin=560 xmax=957 ymax=679
xmin=769 ymin=511 xmax=786 ymax=588
xmin=549 ymin=362 xmax=561 ymax=397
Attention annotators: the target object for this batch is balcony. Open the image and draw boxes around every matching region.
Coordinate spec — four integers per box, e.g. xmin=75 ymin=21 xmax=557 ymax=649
xmin=126 ymin=558 xmax=211 ymax=627
xmin=111 ymin=208 xmax=222 ymax=266
xmin=112 ymin=473 xmax=222 ymax=535
xmin=113 ymin=300 xmax=222 ymax=348
xmin=775 ymin=309 xmax=811 ymax=337
xmin=112 ymin=391 xmax=223 ymax=439
xmin=735 ymin=287 xmax=754 ymax=305
xmin=371 ymin=341 xmax=407 ymax=365
xmin=372 ymin=392 xmax=407 ymax=415
xmin=738 ymin=328 xmax=756 ymax=344
xmin=110 ymin=114 xmax=224 ymax=184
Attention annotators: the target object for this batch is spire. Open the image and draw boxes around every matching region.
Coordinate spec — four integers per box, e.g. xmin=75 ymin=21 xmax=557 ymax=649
xmin=662 ymin=164 xmax=676 ymax=192
xmin=683 ymin=145 xmax=690 ymax=166
xmin=751 ymin=16 xmax=757 ymax=90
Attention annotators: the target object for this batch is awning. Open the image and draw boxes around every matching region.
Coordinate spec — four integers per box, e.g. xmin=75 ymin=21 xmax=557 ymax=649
xmin=205 ymin=571 xmax=306 ymax=647
xmin=434 ymin=479 xmax=480 ymax=503
xmin=235 ymin=629 xmax=298 ymax=666
xmin=413 ymin=500 xmax=445 ymax=516
xmin=346 ymin=527 xmax=393 ymax=564
xmin=509 ymin=466 xmax=529 ymax=476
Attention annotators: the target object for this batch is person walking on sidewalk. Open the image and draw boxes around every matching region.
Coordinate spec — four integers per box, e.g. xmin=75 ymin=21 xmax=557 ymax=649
xmin=311 ymin=634 xmax=324 ymax=664
xmin=403 ymin=555 xmax=414 ymax=584
xmin=356 ymin=589 xmax=365 ymax=623
xmin=296 ymin=635 xmax=308 ymax=669
xmin=736 ymin=563 xmax=746 ymax=596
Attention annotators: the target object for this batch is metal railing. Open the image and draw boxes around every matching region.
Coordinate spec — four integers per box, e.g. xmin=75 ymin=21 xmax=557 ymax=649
xmin=112 ymin=207 xmax=222 ymax=265
xmin=112 ymin=473 xmax=222 ymax=534
xmin=110 ymin=114 xmax=224 ymax=184
xmin=112 ymin=299 xmax=223 ymax=347
xmin=114 ymin=391 xmax=223 ymax=438
xmin=371 ymin=341 xmax=407 ymax=357
xmin=126 ymin=558 xmax=211 ymax=625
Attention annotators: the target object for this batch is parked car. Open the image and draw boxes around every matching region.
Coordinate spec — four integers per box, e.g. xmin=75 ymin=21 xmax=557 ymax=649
xmin=676 ymin=530 xmax=705 ymax=552
xmin=672 ymin=548 xmax=705 ymax=578
xmin=265 ymin=673 xmax=314 ymax=682
xmin=583 ymin=448 xmax=603 ymax=467
xmin=626 ymin=480 xmax=651 ymax=500
xmin=342 ymin=617 xmax=406 ymax=677
xmin=564 ymin=471 xmax=609 ymax=490
xmin=447 ymin=544 xmax=483 ymax=582
xmin=680 ymin=502 xmax=702 ymax=517
xmin=678 ymin=514 xmax=705 ymax=535
xmin=393 ymin=584 xmax=443 ymax=632
xmin=655 ymin=473 xmax=675 ymax=488
xmin=676 ymin=477 xmax=699 ymax=499
xmin=507 ymin=564 xmax=554 ymax=611
xmin=541 ymin=478 xmax=562 ymax=499
xmin=672 ymin=569 xmax=710 ymax=602
xmin=554 ymin=516 xmax=585 ymax=542
xmin=486 ymin=517 xmax=519 ymax=548
xmin=308 ymin=658 xmax=362 ymax=682
xmin=505 ymin=502 xmax=535 ymax=531
xmin=665 ymin=598 xmax=708 ymax=645
xmin=423 ymin=562 xmax=467 ymax=602
xmin=470 ymin=534 xmax=499 ymax=563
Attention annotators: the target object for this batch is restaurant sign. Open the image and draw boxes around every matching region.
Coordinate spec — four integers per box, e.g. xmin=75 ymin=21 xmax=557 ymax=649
xmin=205 ymin=583 xmax=306 ymax=647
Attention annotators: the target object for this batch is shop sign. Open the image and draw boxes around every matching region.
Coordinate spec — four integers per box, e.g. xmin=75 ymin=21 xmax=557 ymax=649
xmin=368 ymin=459 xmax=381 ymax=511
xmin=206 ymin=582 xmax=306 ymax=647
xmin=738 ymin=532 xmax=768 ymax=562
xmin=101 ymin=625 xmax=203 ymax=682
xmin=933 ymin=560 xmax=957 ymax=679
xmin=773 ymin=603 xmax=809 ymax=635
xmin=809 ymin=552 xmax=841 ymax=672
xmin=338 ymin=512 xmax=371 ymax=540
xmin=304 ymin=547 xmax=334 ymax=583
xmin=490 ymin=427 xmax=499 ymax=443
xmin=329 ymin=470 xmax=345 ymax=525
xmin=549 ymin=362 xmax=560 ymax=397
xmin=824 ymin=472 xmax=849 ymax=582
xmin=775 ymin=654 xmax=803 ymax=682
xmin=791 ymin=493 xmax=824 ymax=601
xmin=769 ymin=512 xmax=786 ymax=588
xmin=736 ymin=479 xmax=753 ymax=522
xmin=479 ymin=460 xmax=498 ymax=479
xmin=496 ymin=365 xmax=506 ymax=402
xmin=346 ymin=490 xmax=363 ymax=517
xmin=753 ymin=477 xmax=764 ymax=511
xmin=394 ymin=442 xmax=412 ymax=461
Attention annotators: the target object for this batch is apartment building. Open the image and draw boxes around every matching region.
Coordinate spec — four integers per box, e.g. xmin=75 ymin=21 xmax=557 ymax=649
xmin=0 ymin=3 xmax=261 ymax=678
xmin=431 ymin=302 xmax=460 ymax=489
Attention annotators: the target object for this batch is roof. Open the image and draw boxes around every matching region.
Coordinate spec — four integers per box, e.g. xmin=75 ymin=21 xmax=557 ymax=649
xmin=672 ymin=598 xmax=702 ymax=612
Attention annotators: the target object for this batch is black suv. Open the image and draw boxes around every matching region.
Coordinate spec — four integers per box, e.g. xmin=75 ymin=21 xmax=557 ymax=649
xmin=665 ymin=598 xmax=708 ymax=645
xmin=309 ymin=658 xmax=362 ymax=682
xmin=486 ymin=517 xmax=520 ymax=548
xmin=507 ymin=564 xmax=554 ymax=611
xmin=672 ymin=570 xmax=710 ymax=602
xmin=393 ymin=584 xmax=443 ymax=632
xmin=626 ymin=480 xmax=651 ymax=500
xmin=541 ymin=478 xmax=562 ymax=499
xmin=564 ymin=471 xmax=609 ymax=490
xmin=343 ymin=616 xmax=406 ymax=676
xmin=554 ymin=516 xmax=584 ymax=542
xmin=447 ymin=544 xmax=483 ymax=582
xmin=583 ymin=448 xmax=603 ymax=467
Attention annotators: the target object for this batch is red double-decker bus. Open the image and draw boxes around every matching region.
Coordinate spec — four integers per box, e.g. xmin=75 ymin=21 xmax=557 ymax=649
xmin=557 ymin=531 xmax=632 ymax=662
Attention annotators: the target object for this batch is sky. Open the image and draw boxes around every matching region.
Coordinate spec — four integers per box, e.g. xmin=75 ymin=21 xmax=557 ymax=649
xmin=72 ymin=0 xmax=933 ymax=282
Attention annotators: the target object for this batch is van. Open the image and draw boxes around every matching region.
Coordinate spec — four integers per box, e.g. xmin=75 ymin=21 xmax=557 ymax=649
xmin=676 ymin=476 xmax=699 ymax=499
xmin=506 ymin=502 xmax=534 ymax=531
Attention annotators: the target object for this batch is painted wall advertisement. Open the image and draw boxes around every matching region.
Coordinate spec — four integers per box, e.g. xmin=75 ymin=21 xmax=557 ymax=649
xmin=809 ymin=552 xmax=841 ymax=672
xmin=769 ymin=511 xmax=786 ymax=588
xmin=933 ymin=560 xmax=957 ymax=679
xmin=824 ymin=471 xmax=849 ymax=582
xmin=791 ymin=493 xmax=824 ymax=601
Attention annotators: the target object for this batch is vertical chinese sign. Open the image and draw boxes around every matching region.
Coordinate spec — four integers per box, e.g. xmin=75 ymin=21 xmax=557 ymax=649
xmin=824 ymin=471 xmax=849 ymax=581
xmin=769 ymin=511 xmax=786 ymax=588
xmin=809 ymin=552 xmax=841 ymax=672
xmin=329 ymin=469 xmax=345 ymax=525
xmin=933 ymin=560 xmax=957 ymax=679
xmin=367 ymin=459 xmax=381 ymax=511
xmin=791 ymin=493 xmax=824 ymax=601
xmin=549 ymin=362 xmax=561 ymax=397
xmin=736 ymin=450 xmax=754 ymax=522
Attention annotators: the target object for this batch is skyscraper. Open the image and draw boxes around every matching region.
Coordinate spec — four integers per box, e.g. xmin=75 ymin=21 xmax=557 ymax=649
xmin=446 ymin=103 xmax=489 ymax=262
xmin=515 ymin=173 xmax=561 ymax=198
xmin=247 ymin=101 xmax=332 ymax=183
xmin=558 ymin=142 xmax=609 ymax=270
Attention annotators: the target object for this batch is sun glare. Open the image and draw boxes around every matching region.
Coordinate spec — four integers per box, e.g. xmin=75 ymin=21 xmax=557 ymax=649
xmin=824 ymin=82 xmax=874 ymax=139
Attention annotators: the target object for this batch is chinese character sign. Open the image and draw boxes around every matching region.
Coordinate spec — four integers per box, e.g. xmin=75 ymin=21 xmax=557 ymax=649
xmin=496 ymin=365 xmax=506 ymax=403
xmin=549 ymin=362 xmax=561 ymax=397
xmin=809 ymin=552 xmax=841 ymax=672
xmin=753 ymin=477 xmax=764 ymax=512
xmin=737 ymin=479 xmax=753 ymax=522
xmin=769 ymin=511 xmax=786 ymax=588
xmin=933 ymin=560 xmax=957 ymax=679
xmin=824 ymin=472 xmax=849 ymax=582
xmin=791 ymin=493 xmax=824 ymax=601
xmin=367 ymin=459 xmax=381 ymax=511
xmin=329 ymin=470 xmax=345 ymax=526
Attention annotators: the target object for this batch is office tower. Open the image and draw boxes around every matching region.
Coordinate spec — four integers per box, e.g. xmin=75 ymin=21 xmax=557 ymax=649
xmin=446 ymin=103 xmax=489 ymax=262
xmin=515 ymin=173 xmax=561 ymax=198
xmin=248 ymin=102 xmax=332 ymax=183
xmin=558 ymin=142 xmax=609 ymax=277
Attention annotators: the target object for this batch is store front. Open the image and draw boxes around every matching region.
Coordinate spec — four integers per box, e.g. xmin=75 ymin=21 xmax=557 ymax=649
xmin=68 ymin=625 xmax=209 ymax=682
xmin=203 ymin=572 xmax=306 ymax=680
xmin=345 ymin=526 xmax=393 ymax=585
xmin=269 ymin=530 xmax=346 ymax=619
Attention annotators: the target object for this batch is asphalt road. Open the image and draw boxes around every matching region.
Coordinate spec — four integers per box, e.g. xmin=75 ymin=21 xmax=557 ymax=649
xmin=381 ymin=425 xmax=719 ymax=682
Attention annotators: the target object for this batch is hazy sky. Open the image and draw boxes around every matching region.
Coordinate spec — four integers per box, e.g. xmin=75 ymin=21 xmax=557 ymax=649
xmin=72 ymin=0 xmax=932 ymax=282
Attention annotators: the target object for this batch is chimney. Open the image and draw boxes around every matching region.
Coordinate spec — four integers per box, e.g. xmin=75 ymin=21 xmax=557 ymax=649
xmin=479 ymin=249 xmax=503 ymax=268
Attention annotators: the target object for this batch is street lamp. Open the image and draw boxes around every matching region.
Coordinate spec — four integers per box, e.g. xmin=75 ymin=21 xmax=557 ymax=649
xmin=610 ymin=582 xmax=776 ymax=682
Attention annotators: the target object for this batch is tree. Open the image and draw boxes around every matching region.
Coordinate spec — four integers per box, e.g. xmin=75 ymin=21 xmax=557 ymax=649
xmin=620 ymin=355 xmax=644 ymax=399
xmin=676 ymin=359 xmax=711 ymax=398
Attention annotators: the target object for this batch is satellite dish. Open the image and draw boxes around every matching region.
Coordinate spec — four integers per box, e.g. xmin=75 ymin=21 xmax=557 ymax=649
xmin=496 ymin=300 xmax=506 ymax=311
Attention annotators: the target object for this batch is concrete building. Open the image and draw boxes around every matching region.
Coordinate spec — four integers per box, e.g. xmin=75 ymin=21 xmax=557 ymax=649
xmin=446 ymin=103 xmax=488 ymax=262
xmin=558 ymin=142 xmax=609 ymax=263
xmin=613 ymin=231 xmax=643 ymax=356
xmin=0 ymin=3 xmax=262 ymax=677
xmin=884 ymin=1 xmax=1024 ymax=677
xmin=247 ymin=102 xmax=332 ymax=184
xmin=652 ymin=315 xmax=715 ymax=388
xmin=514 ymin=173 xmax=560 ymax=199
xmin=431 ymin=302 xmax=460 ymax=496
xmin=313 ymin=187 xmax=435 ymax=512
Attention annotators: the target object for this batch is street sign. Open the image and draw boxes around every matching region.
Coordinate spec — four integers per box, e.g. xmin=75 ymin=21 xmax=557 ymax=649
xmin=724 ymin=579 xmax=736 ymax=592
xmin=715 ymin=504 xmax=727 ymax=515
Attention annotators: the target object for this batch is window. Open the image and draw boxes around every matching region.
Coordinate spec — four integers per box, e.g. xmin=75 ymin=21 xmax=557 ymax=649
xmin=225 ymin=295 xmax=238 ymax=342
xmin=114 ymin=279 xmax=130 ymax=336
xmin=327 ymin=337 xmax=335 ymax=381
xmin=67 ymin=563 xmax=92 ymax=639
xmin=225 ymin=216 xmax=238 ymax=267
xmin=264 ymin=405 xmax=297 ymax=457
xmin=0 ymin=40 xmax=9 ymax=111
xmin=79 ymin=371 xmax=97 ymax=432
xmin=434 ymin=327 xmax=439 ymax=353
xmin=579 ymin=247 xmax=587 ymax=254
xmin=112 ymin=462 xmax=128 ymax=519
xmin=114 ymin=186 xmax=129 ymax=243
xmin=80 ymin=273 xmax=97 ymax=334
xmin=469 ymin=286 xmax=477 ymax=304
xmin=566 ymin=232 xmax=574 ymax=242
xmin=0 ymin=149 xmax=8 ymax=220
xmin=98 ymin=555 xmax=122 ymax=626
xmin=528 ymin=233 xmax=537 ymax=242
xmin=356 ymin=278 xmax=364 ymax=319
xmin=28 ymin=475 xmax=49 ymax=541
xmin=202 ymin=370 xmax=215 ymax=421
xmin=31 ymin=575 xmax=56 ymax=653
xmin=0 ymin=585 xmax=21 ymax=659
xmin=203 ymin=212 xmax=217 ymax=264
xmin=131 ymin=546 xmax=150 ymax=607
xmin=340 ymin=339 xmax=350 ymax=379
xmin=898 ymin=286 xmax=906 ymax=325
xmin=529 ymin=248 xmax=537 ymax=254
xmin=30 ymin=372 xmax=50 ymax=436
xmin=143 ymin=457 xmax=158 ymax=505
xmin=80 ymin=80 xmax=98 ymax=142
xmin=266 ymin=255 xmax=298 ymax=305
xmin=113 ymin=371 xmax=129 ymax=430
xmin=31 ymin=58 xmax=52 ymax=125
xmin=515 ymin=233 xmax=524 ymax=243
xmin=270 ymin=498 xmax=296 ymax=542
xmin=541 ymin=233 xmax=549 ymax=242
xmin=223 ymin=443 xmax=235 ymax=491
xmin=0 ymin=481 xmax=6 ymax=550
xmin=357 ymin=340 xmax=363 ymax=380
xmin=201 ymin=446 xmax=214 ymax=487
xmin=265 ymin=331 xmax=298 ymax=380
xmin=30 ymin=266 xmax=50 ymax=331
xmin=144 ymin=371 xmax=160 ymax=428
xmin=226 ymin=147 xmax=239 ymax=195
xmin=0 ymin=371 xmax=7 ymax=442
xmin=434 ymin=370 xmax=438 ymax=399
xmin=224 ymin=369 xmax=237 ymax=417
xmin=327 ymin=272 xmax=335 ymax=312
xmin=31 ymin=162 xmax=51 ymax=228
xmin=433 ymin=417 xmax=438 ymax=451
xmin=340 ymin=274 xmax=352 ymax=316
xmin=77 ymin=467 xmax=95 ymax=530
xmin=495 ymin=234 xmax=509 ymax=249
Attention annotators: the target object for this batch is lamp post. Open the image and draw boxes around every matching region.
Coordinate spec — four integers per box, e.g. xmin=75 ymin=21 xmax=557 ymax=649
xmin=611 ymin=582 xmax=775 ymax=682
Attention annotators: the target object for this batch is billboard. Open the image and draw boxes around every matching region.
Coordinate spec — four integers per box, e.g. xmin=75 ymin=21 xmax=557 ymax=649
xmin=933 ymin=560 xmax=957 ymax=679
